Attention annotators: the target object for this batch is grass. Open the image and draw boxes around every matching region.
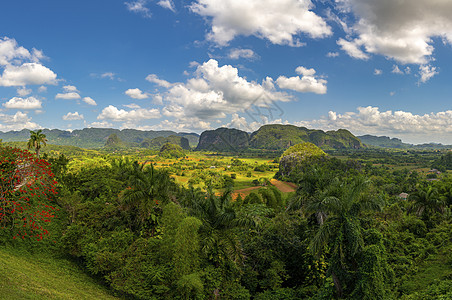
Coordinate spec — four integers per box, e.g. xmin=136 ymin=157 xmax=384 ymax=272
xmin=0 ymin=247 xmax=118 ymax=300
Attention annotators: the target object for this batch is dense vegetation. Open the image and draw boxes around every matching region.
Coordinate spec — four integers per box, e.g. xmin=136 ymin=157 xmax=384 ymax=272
xmin=1 ymin=136 xmax=451 ymax=299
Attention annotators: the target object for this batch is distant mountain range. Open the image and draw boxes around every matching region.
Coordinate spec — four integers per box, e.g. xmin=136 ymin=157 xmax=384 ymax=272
xmin=1 ymin=127 xmax=450 ymax=151
xmin=358 ymin=135 xmax=452 ymax=149
xmin=0 ymin=128 xmax=199 ymax=149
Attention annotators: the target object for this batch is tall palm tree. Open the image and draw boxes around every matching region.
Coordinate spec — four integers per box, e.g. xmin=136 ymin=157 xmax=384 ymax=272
xmin=27 ymin=129 xmax=47 ymax=158
xmin=409 ymin=185 xmax=445 ymax=219
xmin=307 ymin=177 xmax=383 ymax=297
xmin=119 ymin=161 xmax=175 ymax=233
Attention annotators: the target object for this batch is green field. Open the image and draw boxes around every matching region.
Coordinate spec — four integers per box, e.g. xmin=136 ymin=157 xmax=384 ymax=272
xmin=0 ymin=247 xmax=118 ymax=300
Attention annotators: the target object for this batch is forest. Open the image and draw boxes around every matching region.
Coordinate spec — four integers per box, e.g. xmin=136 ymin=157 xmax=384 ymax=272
xmin=0 ymin=131 xmax=451 ymax=299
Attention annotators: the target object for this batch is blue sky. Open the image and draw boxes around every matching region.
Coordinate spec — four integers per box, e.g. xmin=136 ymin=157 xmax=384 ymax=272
xmin=0 ymin=0 xmax=451 ymax=144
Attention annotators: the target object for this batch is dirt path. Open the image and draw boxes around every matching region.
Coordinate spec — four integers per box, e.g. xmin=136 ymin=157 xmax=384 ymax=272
xmin=270 ymin=179 xmax=297 ymax=193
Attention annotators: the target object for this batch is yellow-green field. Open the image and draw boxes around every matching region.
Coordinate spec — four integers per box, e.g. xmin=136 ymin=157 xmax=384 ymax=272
xmin=0 ymin=247 xmax=118 ymax=300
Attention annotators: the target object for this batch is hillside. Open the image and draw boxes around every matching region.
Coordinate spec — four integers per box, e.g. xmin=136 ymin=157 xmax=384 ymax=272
xmin=141 ymin=135 xmax=191 ymax=150
xmin=358 ymin=135 xmax=412 ymax=148
xmin=249 ymin=125 xmax=364 ymax=150
xmin=196 ymin=127 xmax=250 ymax=151
xmin=196 ymin=125 xmax=364 ymax=152
xmin=0 ymin=247 xmax=117 ymax=299
xmin=0 ymin=128 xmax=199 ymax=149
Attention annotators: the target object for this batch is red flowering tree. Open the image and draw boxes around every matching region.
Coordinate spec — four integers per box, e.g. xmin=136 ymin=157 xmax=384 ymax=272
xmin=0 ymin=146 xmax=58 ymax=240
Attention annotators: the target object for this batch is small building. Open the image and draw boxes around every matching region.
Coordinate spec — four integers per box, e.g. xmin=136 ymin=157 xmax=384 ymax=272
xmin=398 ymin=192 xmax=409 ymax=200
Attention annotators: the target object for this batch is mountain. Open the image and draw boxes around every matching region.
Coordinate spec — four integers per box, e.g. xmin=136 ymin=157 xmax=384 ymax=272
xmin=249 ymin=125 xmax=364 ymax=150
xmin=358 ymin=135 xmax=412 ymax=148
xmin=358 ymin=135 xmax=452 ymax=149
xmin=0 ymin=128 xmax=199 ymax=149
xmin=196 ymin=128 xmax=250 ymax=151
xmin=195 ymin=125 xmax=364 ymax=151
xmin=140 ymin=135 xmax=191 ymax=150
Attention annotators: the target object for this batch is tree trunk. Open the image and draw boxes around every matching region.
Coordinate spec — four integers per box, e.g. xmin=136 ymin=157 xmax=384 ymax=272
xmin=332 ymin=271 xmax=343 ymax=298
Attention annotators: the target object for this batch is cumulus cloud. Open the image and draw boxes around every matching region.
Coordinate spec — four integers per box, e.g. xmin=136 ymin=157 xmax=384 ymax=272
xmin=296 ymin=106 xmax=452 ymax=144
xmin=55 ymin=92 xmax=81 ymax=100
xmin=190 ymin=0 xmax=332 ymax=46
xmin=276 ymin=66 xmax=327 ymax=94
xmin=160 ymin=59 xmax=290 ymax=120
xmin=101 ymin=72 xmax=116 ymax=80
xmin=0 ymin=63 xmax=57 ymax=86
xmin=3 ymin=96 xmax=42 ymax=110
xmin=145 ymin=74 xmax=173 ymax=88
xmin=157 ymin=0 xmax=175 ymax=12
xmin=0 ymin=111 xmax=40 ymax=131
xmin=125 ymin=88 xmax=149 ymax=99
xmin=125 ymin=0 xmax=152 ymax=18
xmin=63 ymin=85 xmax=78 ymax=92
xmin=228 ymin=48 xmax=256 ymax=60
xmin=374 ymin=69 xmax=382 ymax=75
xmin=123 ymin=103 xmax=141 ymax=109
xmin=0 ymin=37 xmax=33 ymax=66
xmin=82 ymin=97 xmax=97 ymax=106
xmin=392 ymin=65 xmax=404 ymax=74
xmin=97 ymin=105 xmax=160 ymax=122
xmin=336 ymin=0 xmax=452 ymax=64
xmin=38 ymin=86 xmax=47 ymax=93
xmin=0 ymin=37 xmax=57 ymax=87
xmin=62 ymin=112 xmax=84 ymax=121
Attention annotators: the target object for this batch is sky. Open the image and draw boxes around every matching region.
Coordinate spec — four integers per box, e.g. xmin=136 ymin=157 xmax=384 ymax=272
xmin=0 ymin=0 xmax=451 ymax=144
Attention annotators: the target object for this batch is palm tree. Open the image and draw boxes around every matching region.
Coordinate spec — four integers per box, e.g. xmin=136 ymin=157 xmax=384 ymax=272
xmin=409 ymin=185 xmax=445 ymax=219
xmin=307 ymin=177 xmax=383 ymax=297
xmin=27 ymin=129 xmax=47 ymax=158
xmin=119 ymin=161 xmax=176 ymax=233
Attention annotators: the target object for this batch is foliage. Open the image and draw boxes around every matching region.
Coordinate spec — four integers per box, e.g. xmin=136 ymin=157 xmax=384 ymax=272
xmin=27 ymin=129 xmax=48 ymax=158
xmin=160 ymin=143 xmax=186 ymax=158
xmin=0 ymin=146 xmax=58 ymax=240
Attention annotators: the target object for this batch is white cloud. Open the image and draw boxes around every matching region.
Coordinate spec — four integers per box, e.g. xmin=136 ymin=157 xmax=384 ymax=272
xmin=276 ymin=66 xmax=327 ymax=94
xmin=3 ymin=96 xmax=42 ymax=110
xmin=337 ymin=38 xmax=369 ymax=60
xmin=82 ymin=97 xmax=97 ymax=106
xmin=296 ymin=106 xmax=452 ymax=144
xmin=153 ymin=94 xmax=163 ymax=105
xmin=38 ymin=86 xmax=47 ymax=93
xmin=0 ymin=37 xmax=32 ymax=66
xmin=0 ymin=111 xmax=40 ymax=131
xmin=97 ymin=105 xmax=160 ymax=122
xmin=153 ymin=118 xmax=212 ymax=132
xmin=101 ymin=72 xmax=116 ymax=80
xmin=392 ymin=65 xmax=403 ymax=74
xmin=62 ymin=112 xmax=84 ymax=121
xmin=0 ymin=63 xmax=57 ymax=86
xmin=17 ymin=87 xmax=32 ymax=96
xmin=374 ymin=69 xmax=382 ymax=75
xmin=145 ymin=74 xmax=173 ymax=88
xmin=89 ymin=121 xmax=113 ymax=128
xmin=418 ymin=64 xmax=438 ymax=84
xmin=336 ymin=0 xmax=452 ymax=64
xmin=228 ymin=48 xmax=256 ymax=60
xmin=55 ymin=92 xmax=81 ymax=100
xmin=63 ymin=85 xmax=78 ymax=92
xmin=125 ymin=0 xmax=152 ymax=18
xmin=125 ymin=88 xmax=149 ymax=99
xmin=0 ymin=38 xmax=57 ymax=87
xmin=123 ymin=103 xmax=141 ymax=109
xmin=160 ymin=59 xmax=290 ymax=120
xmin=326 ymin=52 xmax=339 ymax=58
xmin=157 ymin=0 xmax=175 ymax=12
xmin=190 ymin=0 xmax=332 ymax=46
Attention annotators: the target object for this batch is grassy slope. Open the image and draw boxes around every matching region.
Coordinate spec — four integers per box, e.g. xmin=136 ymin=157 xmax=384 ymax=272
xmin=0 ymin=247 xmax=118 ymax=300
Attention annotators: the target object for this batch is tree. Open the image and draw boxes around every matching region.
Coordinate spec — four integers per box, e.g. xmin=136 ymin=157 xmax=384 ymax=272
xmin=409 ymin=185 xmax=445 ymax=221
xmin=307 ymin=177 xmax=383 ymax=297
xmin=27 ymin=129 xmax=48 ymax=158
xmin=119 ymin=161 xmax=176 ymax=234
xmin=0 ymin=146 xmax=58 ymax=240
